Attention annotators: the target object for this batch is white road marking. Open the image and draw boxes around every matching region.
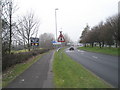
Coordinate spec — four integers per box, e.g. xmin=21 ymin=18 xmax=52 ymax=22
xmin=77 ymin=50 xmax=85 ymax=54
xmin=78 ymin=50 xmax=85 ymax=52
xmin=92 ymin=56 xmax=98 ymax=59
xmin=66 ymin=50 xmax=74 ymax=52
xmin=21 ymin=79 xmax=24 ymax=82
xmin=78 ymin=50 xmax=80 ymax=52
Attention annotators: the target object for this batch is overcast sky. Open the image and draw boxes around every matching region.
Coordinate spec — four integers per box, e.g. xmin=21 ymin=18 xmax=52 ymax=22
xmin=14 ymin=0 xmax=119 ymax=42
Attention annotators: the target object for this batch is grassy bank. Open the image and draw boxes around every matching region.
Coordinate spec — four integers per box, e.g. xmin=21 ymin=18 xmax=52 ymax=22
xmin=11 ymin=49 xmax=29 ymax=53
xmin=11 ymin=48 xmax=43 ymax=53
xmin=78 ymin=46 xmax=120 ymax=56
xmin=53 ymin=48 xmax=111 ymax=88
xmin=2 ymin=52 xmax=46 ymax=87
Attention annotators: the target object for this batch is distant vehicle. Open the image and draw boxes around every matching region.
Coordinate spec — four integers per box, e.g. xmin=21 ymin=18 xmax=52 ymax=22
xmin=69 ymin=47 xmax=74 ymax=50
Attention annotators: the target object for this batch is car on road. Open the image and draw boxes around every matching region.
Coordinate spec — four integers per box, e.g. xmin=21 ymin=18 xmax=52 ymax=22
xmin=69 ymin=47 xmax=74 ymax=50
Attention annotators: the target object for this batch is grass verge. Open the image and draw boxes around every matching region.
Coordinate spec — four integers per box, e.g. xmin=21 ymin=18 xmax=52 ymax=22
xmin=78 ymin=46 xmax=120 ymax=56
xmin=11 ymin=49 xmax=29 ymax=53
xmin=2 ymin=52 xmax=46 ymax=87
xmin=53 ymin=48 xmax=111 ymax=88
xmin=11 ymin=48 xmax=43 ymax=53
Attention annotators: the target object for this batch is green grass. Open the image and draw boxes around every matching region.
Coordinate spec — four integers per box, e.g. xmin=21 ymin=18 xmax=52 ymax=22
xmin=11 ymin=48 xmax=43 ymax=53
xmin=2 ymin=52 xmax=46 ymax=87
xmin=53 ymin=48 xmax=111 ymax=88
xmin=0 ymin=74 xmax=1 ymax=88
xmin=11 ymin=49 xmax=29 ymax=53
xmin=78 ymin=46 xmax=120 ymax=56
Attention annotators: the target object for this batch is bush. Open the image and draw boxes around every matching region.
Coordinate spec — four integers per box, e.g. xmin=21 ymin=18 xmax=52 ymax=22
xmin=2 ymin=49 xmax=49 ymax=71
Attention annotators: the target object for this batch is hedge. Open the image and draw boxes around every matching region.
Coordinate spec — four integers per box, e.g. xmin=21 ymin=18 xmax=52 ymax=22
xmin=2 ymin=49 xmax=49 ymax=71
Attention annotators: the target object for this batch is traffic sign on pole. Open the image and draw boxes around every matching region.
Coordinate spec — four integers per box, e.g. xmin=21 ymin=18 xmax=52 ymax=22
xmin=57 ymin=31 xmax=65 ymax=42
xmin=30 ymin=37 xmax=39 ymax=46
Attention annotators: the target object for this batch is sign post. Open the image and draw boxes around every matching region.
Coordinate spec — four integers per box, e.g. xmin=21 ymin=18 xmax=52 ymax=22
xmin=30 ymin=37 xmax=39 ymax=49
xmin=57 ymin=31 xmax=65 ymax=60
xmin=57 ymin=31 xmax=65 ymax=42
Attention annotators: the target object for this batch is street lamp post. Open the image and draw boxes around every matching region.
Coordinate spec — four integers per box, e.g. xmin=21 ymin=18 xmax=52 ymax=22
xmin=55 ymin=8 xmax=58 ymax=41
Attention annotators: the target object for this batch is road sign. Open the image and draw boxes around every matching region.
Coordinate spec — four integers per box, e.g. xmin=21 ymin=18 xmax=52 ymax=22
xmin=52 ymin=41 xmax=61 ymax=45
xmin=51 ymin=41 xmax=57 ymax=43
xmin=57 ymin=31 xmax=65 ymax=42
xmin=53 ymin=42 xmax=61 ymax=45
xmin=30 ymin=37 xmax=39 ymax=46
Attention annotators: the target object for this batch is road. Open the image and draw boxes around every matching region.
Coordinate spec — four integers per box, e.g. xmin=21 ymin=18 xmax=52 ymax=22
xmin=4 ymin=51 xmax=54 ymax=88
xmin=65 ymin=47 xmax=118 ymax=87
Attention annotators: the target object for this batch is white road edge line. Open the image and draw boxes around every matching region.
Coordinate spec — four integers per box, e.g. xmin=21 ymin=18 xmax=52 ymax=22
xmin=78 ymin=50 xmax=85 ymax=52
xmin=92 ymin=56 xmax=98 ymax=59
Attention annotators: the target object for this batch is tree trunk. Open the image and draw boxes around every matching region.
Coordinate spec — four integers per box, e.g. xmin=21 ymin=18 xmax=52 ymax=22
xmin=109 ymin=45 xmax=111 ymax=48
xmin=9 ymin=5 xmax=12 ymax=54
xmin=99 ymin=42 xmax=101 ymax=48
xmin=115 ymin=40 xmax=118 ymax=48
xmin=28 ymin=38 xmax=30 ymax=51
xmin=91 ymin=43 xmax=94 ymax=47
xmin=115 ymin=43 xmax=118 ymax=48
xmin=84 ymin=43 xmax=86 ymax=47
xmin=102 ymin=41 xmax=104 ymax=47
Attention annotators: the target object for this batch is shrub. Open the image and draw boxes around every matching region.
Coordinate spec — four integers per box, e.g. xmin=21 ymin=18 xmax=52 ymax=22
xmin=2 ymin=49 xmax=49 ymax=71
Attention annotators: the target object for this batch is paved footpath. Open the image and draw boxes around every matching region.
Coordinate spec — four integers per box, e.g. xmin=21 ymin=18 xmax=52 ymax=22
xmin=4 ymin=50 xmax=55 ymax=88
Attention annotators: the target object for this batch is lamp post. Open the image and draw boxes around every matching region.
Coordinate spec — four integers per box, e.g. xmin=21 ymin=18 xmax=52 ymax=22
xmin=55 ymin=8 xmax=58 ymax=41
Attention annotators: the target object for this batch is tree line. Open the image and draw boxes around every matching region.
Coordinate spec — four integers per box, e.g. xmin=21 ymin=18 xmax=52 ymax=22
xmin=80 ymin=14 xmax=120 ymax=48
xmin=1 ymin=0 xmax=72 ymax=54
xmin=1 ymin=0 xmax=41 ymax=54
xmin=39 ymin=33 xmax=72 ymax=49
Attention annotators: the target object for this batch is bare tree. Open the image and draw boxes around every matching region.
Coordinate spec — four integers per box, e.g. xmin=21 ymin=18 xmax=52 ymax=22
xmin=39 ymin=33 xmax=55 ymax=49
xmin=15 ymin=19 xmax=27 ymax=49
xmin=96 ymin=22 xmax=106 ymax=48
xmin=80 ymin=24 xmax=90 ymax=47
xmin=63 ymin=33 xmax=71 ymax=45
xmin=2 ymin=0 xmax=18 ymax=53
xmin=85 ymin=30 xmax=96 ymax=47
xmin=106 ymin=14 xmax=119 ymax=47
xmin=79 ymin=14 xmax=118 ymax=48
xmin=16 ymin=12 xmax=39 ymax=51
xmin=0 ymin=0 xmax=2 ymax=73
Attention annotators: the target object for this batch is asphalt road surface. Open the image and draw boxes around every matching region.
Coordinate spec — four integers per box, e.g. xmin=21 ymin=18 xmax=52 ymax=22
xmin=4 ymin=51 xmax=54 ymax=88
xmin=65 ymin=47 xmax=118 ymax=87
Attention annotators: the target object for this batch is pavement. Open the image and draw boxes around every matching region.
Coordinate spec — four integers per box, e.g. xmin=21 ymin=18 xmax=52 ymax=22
xmin=4 ymin=50 xmax=55 ymax=88
xmin=65 ymin=47 xmax=118 ymax=88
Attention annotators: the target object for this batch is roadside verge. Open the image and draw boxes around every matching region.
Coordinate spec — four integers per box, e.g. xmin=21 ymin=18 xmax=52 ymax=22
xmin=53 ymin=48 xmax=111 ymax=88
xmin=78 ymin=46 xmax=120 ymax=56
